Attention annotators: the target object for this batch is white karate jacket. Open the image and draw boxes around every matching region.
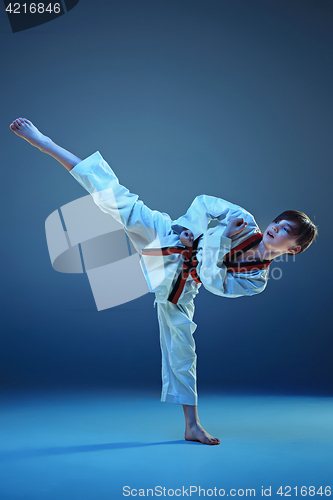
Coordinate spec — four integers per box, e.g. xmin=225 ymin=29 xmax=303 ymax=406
xmin=171 ymin=195 xmax=270 ymax=299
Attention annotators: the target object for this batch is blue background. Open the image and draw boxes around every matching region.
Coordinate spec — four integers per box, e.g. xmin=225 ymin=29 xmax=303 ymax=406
xmin=0 ymin=0 xmax=332 ymax=394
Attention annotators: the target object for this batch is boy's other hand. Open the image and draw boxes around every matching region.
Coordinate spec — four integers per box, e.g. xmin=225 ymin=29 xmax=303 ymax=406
xmin=180 ymin=229 xmax=194 ymax=247
xmin=223 ymin=217 xmax=248 ymax=239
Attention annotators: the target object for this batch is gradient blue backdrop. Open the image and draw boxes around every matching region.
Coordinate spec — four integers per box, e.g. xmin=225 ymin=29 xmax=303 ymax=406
xmin=0 ymin=0 xmax=332 ymax=394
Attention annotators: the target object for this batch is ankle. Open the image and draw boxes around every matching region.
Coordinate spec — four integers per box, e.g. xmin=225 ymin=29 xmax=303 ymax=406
xmin=38 ymin=136 xmax=52 ymax=153
xmin=185 ymin=418 xmax=200 ymax=428
xmin=183 ymin=404 xmax=200 ymax=428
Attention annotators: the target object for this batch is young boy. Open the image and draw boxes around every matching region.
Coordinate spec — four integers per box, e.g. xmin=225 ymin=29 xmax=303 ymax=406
xmin=10 ymin=118 xmax=317 ymax=446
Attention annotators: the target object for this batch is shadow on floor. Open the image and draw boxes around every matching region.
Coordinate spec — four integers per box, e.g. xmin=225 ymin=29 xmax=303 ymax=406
xmin=0 ymin=439 xmax=202 ymax=460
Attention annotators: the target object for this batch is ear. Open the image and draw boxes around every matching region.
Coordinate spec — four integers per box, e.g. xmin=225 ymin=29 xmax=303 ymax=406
xmin=288 ymin=244 xmax=302 ymax=255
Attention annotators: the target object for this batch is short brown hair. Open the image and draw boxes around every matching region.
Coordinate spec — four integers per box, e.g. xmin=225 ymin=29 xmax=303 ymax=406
xmin=273 ymin=210 xmax=318 ymax=254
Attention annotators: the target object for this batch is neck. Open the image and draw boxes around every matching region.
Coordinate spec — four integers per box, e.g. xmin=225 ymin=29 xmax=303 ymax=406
xmin=253 ymin=241 xmax=282 ymax=261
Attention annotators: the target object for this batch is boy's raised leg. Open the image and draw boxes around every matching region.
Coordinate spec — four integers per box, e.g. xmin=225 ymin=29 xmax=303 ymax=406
xmin=10 ymin=118 xmax=81 ymax=172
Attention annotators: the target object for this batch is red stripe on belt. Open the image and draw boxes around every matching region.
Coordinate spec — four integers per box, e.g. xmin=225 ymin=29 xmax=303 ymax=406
xmin=142 ymin=237 xmax=202 ymax=304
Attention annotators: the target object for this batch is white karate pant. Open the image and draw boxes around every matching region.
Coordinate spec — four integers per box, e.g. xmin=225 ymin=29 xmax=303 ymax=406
xmin=158 ymin=299 xmax=198 ymax=406
xmin=73 ymin=154 xmax=199 ymax=406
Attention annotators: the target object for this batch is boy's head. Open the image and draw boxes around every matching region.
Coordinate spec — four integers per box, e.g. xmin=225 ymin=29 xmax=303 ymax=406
xmin=271 ymin=210 xmax=318 ymax=254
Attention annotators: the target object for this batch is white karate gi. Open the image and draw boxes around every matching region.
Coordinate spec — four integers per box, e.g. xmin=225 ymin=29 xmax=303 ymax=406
xmin=70 ymin=152 xmax=269 ymax=406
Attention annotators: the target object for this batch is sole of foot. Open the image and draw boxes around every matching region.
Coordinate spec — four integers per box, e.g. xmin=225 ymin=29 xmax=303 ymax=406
xmin=10 ymin=118 xmax=45 ymax=148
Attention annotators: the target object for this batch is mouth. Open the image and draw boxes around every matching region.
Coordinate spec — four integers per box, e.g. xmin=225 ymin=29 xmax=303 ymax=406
xmin=267 ymin=231 xmax=274 ymax=239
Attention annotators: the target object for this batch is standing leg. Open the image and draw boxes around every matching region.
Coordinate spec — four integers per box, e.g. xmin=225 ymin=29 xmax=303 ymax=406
xmin=182 ymin=405 xmax=220 ymax=445
xmin=157 ymin=300 xmax=220 ymax=445
xmin=158 ymin=300 xmax=198 ymax=406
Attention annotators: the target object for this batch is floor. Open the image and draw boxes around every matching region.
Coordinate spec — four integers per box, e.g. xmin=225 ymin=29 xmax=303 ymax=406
xmin=0 ymin=390 xmax=332 ymax=499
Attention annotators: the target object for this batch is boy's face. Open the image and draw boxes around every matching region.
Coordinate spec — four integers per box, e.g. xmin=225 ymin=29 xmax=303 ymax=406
xmin=262 ymin=219 xmax=301 ymax=255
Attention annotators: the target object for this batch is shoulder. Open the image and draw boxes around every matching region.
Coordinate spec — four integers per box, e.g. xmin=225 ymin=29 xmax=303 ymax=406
xmin=223 ymin=268 xmax=269 ymax=297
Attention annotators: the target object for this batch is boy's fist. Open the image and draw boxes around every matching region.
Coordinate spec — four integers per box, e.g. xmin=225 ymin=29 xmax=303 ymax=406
xmin=223 ymin=217 xmax=248 ymax=238
xmin=180 ymin=229 xmax=194 ymax=247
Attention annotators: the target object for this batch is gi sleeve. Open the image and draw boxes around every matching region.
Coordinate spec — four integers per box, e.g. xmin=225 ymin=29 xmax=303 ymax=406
xmin=171 ymin=195 xmax=232 ymax=239
xmin=198 ymin=231 xmax=268 ymax=298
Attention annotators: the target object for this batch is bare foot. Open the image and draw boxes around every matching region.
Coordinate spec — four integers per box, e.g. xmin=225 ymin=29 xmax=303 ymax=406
xmin=9 ymin=118 xmax=48 ymax=150
xmin=185 ymin=422 xmax=220 ymax=445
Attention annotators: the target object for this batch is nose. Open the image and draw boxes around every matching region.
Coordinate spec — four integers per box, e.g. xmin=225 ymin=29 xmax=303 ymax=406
xmin=272 ymin=224 xmax=278 ymax=233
